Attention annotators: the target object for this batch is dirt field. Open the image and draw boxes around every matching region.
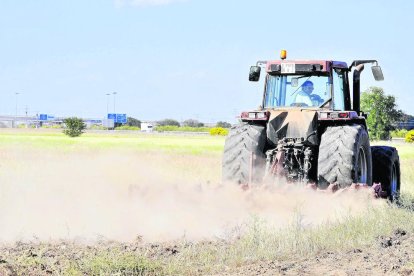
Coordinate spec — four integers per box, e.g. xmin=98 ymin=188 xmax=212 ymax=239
xmin=0 ymin=227 xmax=413 ymax=275
xmin=0 ymin=131 xmax=414 ymax=275
xmin=228 ymin=229 xmax=414 ymax=275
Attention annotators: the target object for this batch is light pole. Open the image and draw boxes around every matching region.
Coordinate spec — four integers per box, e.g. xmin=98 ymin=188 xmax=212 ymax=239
xmin=112 ymin=92 xmax=117 ymax=114
xmin=105 ymin=93 xmax=110 ymax=115
xmin=15 ymin=92 xmax=20 ymax=117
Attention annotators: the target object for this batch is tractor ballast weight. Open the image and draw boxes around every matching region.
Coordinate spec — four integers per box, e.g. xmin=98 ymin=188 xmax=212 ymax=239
xmin=222 ymin=51 xmax=400 ymax=201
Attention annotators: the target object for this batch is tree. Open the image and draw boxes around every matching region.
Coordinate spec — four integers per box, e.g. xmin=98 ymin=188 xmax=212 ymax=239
xmin=216 ymin=121 xmax=232 ymax=128
xmin=127 ymin=117 xmax=141 ymax=128
xmin=361 ymin=86 xmax=403 ymax=140
xmin=63 ymin=117 xmax=86 ymax=137
xmin=157 ymin=119 xmax=180 ymax=127
xmin=182 ymin=119 xmax=204 ymax=127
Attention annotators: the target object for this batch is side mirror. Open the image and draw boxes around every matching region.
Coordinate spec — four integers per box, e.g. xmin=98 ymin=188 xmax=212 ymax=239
xmin=371 ymin=65 xmax=384 ymax=81
xmin=249 ymin=66 xmax=261 ymax=82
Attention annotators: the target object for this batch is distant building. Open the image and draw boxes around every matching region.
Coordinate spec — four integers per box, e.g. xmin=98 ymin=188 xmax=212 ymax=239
xmin=396 ymin=120 xmax=414 ymax=130
xmin=84 ymin=119 xmax=103 ymax=129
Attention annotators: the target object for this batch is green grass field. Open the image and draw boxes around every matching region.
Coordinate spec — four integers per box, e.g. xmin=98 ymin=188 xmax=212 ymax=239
xmin=0 ymin=129 xmax=225 ymax=155
xmin=1 ymin=130 xmax=412 ymax=194
xmin=1 ymin=129 xmax=414 ymax=275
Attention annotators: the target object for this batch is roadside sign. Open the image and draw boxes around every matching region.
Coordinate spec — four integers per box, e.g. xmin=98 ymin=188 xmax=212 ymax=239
xmin=116 ymin=114 xmax=127 ymax=124
xmin=39 ymin=114 xmax=48 ymax=121
xmin=107 ymin=113 xmax=127 ymax=124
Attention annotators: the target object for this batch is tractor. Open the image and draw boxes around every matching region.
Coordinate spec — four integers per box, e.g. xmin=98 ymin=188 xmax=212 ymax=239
xmin=222 ymin=50 xmax=400 ymax=201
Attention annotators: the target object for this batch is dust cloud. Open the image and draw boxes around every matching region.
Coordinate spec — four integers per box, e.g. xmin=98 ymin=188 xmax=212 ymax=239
xmin=0 ymin=146 xmax=383 ymax=244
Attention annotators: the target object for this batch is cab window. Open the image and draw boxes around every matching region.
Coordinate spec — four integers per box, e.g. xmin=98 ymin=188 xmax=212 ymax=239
xmin=264 ymin=74 xmax=329 ymax=108
xmin=332 ymin=69 xmax=346 ymax=110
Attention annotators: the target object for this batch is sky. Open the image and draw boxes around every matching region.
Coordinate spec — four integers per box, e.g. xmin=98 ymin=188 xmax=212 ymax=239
xmin=0 ymin=0 xmax=412 ymax=123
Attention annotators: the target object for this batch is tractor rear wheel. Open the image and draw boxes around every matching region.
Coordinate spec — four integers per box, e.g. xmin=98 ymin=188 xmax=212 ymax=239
xmin=318 ymin=125 xmax=372 ymax=188
xmin=222 ymin=123 xmax=266 ymax=185
xmin=371 ymin=146 xmax=401 ymax=202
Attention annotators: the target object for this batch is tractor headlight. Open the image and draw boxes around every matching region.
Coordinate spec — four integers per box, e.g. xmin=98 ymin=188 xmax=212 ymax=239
xmin=320 ymin=112 xmax=328 ymax=119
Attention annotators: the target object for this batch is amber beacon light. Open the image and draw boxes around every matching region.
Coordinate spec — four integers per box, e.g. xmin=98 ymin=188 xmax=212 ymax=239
xmin=280 ymin=50 xmax=287 ymax=60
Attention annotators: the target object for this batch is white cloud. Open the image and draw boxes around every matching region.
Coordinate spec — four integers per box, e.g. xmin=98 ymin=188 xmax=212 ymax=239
xmin=114 ymin=0 xmax=187 ymax=7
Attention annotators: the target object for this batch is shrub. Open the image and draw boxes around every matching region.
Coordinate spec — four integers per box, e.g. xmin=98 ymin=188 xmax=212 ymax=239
xmin=42 ymin=124 xmax=63 ymax=129
xmin=406 ymin=130 xmax=414 ymax=143
xmin=90 ymin=124 xmax=106 ymax=130
xmin=115 ymin=125 xmax=140 ymax=131
xmin=216 ymin=121 xmax=232 ymax=128
xmin=392 ymin=129 xmax=405 ymax=138
xmin=155 ymin=126 xmax=210 ymax=132
xmin=154 ymin=125 xmax=180 ymax=132
xmin=157 ymin=119 xmax=180 ymax=127
xmin=127 ymin=117 xmax=141 ymax=128
xmin=390 ymin=129 xmax=408 ymax=138
xmin=209 ymin=127 xmax=229 ymax=136
xmin=63 ymin=117 xmax=86 ymax=137
xmin=183 ymin=119 xmax=204 ymax=127
xmin=179 ymin=126 xmax=210 ymax=132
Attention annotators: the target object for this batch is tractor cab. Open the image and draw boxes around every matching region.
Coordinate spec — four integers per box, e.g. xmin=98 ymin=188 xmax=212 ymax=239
xmin=262 ymin=60 xmax=348 ymax=110
xmin=248 ymin=51 xmax=383 ymax=114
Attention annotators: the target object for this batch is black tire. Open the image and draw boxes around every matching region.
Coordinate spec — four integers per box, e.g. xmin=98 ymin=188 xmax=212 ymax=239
xmin=318 ymin=125 xmax=372 ymax=188
xmin=222 ymin=123 xmax=266 ymax=185
xmin=371 ymin=146 xmax=401 ymax=202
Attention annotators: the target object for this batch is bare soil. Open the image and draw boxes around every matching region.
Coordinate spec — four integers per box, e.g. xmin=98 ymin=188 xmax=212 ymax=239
xmin=0 ymin=229 xmax=413 ymax=275
xmin=229 ymin=228 xmax=413 ymax=276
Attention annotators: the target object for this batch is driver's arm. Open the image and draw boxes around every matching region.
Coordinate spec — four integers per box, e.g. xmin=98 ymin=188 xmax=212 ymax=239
xmin=295 ymin=93 xmax=313 ymax=106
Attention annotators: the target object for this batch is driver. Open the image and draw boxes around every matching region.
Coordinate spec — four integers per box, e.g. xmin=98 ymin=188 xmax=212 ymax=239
xmin=294 ymin=81 xmax=323 ymax=106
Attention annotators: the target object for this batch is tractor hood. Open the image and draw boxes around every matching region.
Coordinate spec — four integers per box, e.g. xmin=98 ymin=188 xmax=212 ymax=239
xmin=267 ymin=109 xmax=318 ymax=146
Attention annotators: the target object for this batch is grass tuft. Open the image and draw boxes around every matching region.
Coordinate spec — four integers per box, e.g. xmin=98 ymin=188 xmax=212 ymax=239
xmin=67 ymin=250 xmax=164 ymax=275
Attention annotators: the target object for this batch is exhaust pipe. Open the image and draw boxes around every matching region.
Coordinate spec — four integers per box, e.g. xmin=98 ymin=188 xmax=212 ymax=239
xmin=353 ymin=64 xmax=365 ymax=113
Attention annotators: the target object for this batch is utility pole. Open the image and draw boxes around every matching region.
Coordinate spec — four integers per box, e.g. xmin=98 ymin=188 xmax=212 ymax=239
xmin=113 ymin=92 xmax=117 ymax=113
xmin=106 ymin=93 xmax=110 ymax=115
xmin=15 ymin=92 xmax=20 ymax=117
